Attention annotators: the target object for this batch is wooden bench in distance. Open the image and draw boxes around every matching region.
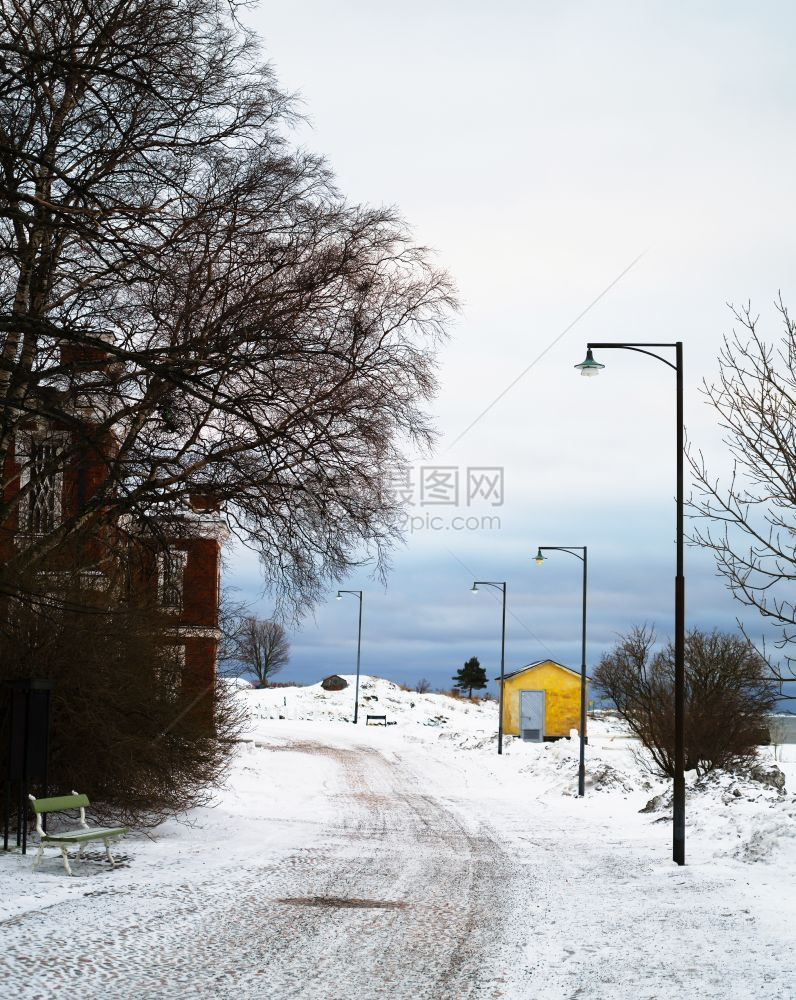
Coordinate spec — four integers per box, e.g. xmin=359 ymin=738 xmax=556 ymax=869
xmin=28 ymin=792 xmax=129 ymax=876
xmin=366 ymin=714 xmax=387 ymax=725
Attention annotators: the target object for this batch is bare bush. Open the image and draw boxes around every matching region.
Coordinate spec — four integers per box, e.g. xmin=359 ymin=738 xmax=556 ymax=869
xmin=438 ymin=688 xmax=461 ymax=699
xmin=593 ymin=625 xmax=776 ymax=777
xmin=414 ymin=678 xmax=431 ymax=694
xmin=0 ymin=574 xmax=245 ymax=827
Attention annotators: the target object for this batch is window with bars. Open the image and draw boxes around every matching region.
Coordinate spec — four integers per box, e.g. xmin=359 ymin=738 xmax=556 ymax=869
xmin=23 ymin=440 xmax=62 ymax=535
xmin=157 ymin=549 xmax=188 ymax=610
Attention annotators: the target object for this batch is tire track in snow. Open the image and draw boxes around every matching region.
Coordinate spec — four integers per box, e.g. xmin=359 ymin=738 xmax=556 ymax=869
xmin=1 ymin=739 xmax=527 ymax=1000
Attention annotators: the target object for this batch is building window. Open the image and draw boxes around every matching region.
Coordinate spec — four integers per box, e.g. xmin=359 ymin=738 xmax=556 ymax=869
xmin=28 ymin=441 xmax=60 ymax=534
xmin=157 ymin=549 xmax=188 ymax=610
xmin=16 ymin=433 xmax=65 ymax=536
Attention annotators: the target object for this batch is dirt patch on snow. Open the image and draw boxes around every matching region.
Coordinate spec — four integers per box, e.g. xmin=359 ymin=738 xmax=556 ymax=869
xmin=276 ymin=896 xmax=408 ymax=909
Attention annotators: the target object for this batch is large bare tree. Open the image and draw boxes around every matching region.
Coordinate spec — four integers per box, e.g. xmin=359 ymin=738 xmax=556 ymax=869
xmin=232 ymin=616 xmax=289 ymax=687
xmin=0 ymin=0 xmax=455 ymax=611
xmin=688 ymin=299 xmax=796 ymax=686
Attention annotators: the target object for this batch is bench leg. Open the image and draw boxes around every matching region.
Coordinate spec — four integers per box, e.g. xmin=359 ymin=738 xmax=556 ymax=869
xmin=60 ymin=846 xmax=74 ymax=877
xmin=103 ymin=838 xmax=115 ymax=866
xmin=76 ymin=843 xmax=86 ymax=864
xmin=32 ymin=843 xmax=44 ymax=871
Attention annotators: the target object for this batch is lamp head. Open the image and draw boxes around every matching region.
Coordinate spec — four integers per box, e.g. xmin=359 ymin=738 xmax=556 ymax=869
xmin=336 ymin=592 xmax=342 ymax=601
xmin=533 ymin=548 xmax=546 ymax=565
xmin=574 ymin=347 xmax=605 ymax=377
xmin=470 ymin=583 xmax=479 ymax=595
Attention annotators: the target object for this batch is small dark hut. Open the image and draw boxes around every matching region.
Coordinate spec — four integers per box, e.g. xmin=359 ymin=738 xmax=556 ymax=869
xmin=321 ymin=674 xmax=348 ymax=691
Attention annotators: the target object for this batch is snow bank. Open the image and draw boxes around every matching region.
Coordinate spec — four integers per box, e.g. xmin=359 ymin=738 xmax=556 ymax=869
xmin=243 ymin=675 xmax=499 ymax=732
xmin=238 ymin=677 xmax=796 ymax=866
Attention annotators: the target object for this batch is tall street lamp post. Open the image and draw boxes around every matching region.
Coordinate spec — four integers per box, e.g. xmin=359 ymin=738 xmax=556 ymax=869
xmin=575 ymin=341 xmax=685 ymax=866
xmin=471 ymin=580 xmax=507 ymax=755
xmin=336 ymin=590 xmax=363 ymax=725
xmin=533 ymin=545 xmax=588 ymax=797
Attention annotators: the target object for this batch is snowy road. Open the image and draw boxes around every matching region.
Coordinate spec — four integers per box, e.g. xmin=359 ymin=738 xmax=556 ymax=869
xmin=2 ymin=717 xmax=796 ymax=999
xmin=3 ymin=734 xmax=526 ymax=999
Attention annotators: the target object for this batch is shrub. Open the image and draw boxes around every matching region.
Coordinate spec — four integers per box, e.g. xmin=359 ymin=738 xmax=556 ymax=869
xmin=593 ymin=625 xmax=776 ymax=777
xmin=0 ymin=575 xmax=245 ymax=828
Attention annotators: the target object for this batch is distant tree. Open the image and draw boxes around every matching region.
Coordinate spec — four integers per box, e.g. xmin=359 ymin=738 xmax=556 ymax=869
xmin=452 ymin=657 xmax=487 ymax=698
xmin=233 ymin=617 xmax=290 ymax=687
xmin=414 ymin=678 xmax=431 ymax=694
xmin=593 ymin=625 xmax=776 ymax=777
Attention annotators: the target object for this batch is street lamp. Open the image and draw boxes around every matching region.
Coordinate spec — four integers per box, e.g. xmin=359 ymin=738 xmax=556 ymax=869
xmin=336 ymin=590 xmax=363 ymax=725
xmin=576 ymin=340 xmax=685 ymax=866
xmin=471 ymin=580 xmax=507 ymax=755
xmin=534 ymin=545 xmax=588 ymax=797
xmin=573 ymin=348 xmax=605 ymax=377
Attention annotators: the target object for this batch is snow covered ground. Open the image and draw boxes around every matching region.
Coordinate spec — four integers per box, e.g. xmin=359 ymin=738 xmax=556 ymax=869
xmin=2 ymin=676 xmax=795 ymax=999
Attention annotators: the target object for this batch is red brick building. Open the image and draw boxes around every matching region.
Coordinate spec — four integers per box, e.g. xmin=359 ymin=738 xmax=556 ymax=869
xmin=152 ymin=501 xmax=229 ymax=694
xmin=0 ymin=350 xmax=228 ymax=694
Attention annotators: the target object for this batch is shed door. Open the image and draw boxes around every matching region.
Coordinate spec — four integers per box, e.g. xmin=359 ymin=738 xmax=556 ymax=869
xmin=519 ymin=690 xmax=545 ymax=742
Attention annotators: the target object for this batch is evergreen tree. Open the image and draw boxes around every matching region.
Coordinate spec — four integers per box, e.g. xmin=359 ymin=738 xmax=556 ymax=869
xmin=452 ymin=657 xmax=487 ymax=698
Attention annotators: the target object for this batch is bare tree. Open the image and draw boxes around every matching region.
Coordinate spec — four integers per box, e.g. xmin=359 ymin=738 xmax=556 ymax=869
xmin=688 ymin=299 xmax=796 ymax=686
xmin=414 ymin=678 xmax=431 ymax=694
xmin=593 ymin=625 xmax=775 ymax=777
xmin=233 ymin=616 xmax=290 ymax=687
xmin=216 ymin=586 xmax=251 ymax=676
xmin=0 ymin=0 xmax=455 ymax=613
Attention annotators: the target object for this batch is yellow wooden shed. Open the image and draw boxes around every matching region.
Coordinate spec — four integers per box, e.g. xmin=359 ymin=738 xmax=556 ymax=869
xmin=497 ymin=660 xmax=588 ymax=741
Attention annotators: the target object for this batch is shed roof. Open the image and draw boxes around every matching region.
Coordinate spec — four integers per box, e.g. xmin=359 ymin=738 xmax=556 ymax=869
xmin=320 ymin=673 xmax=349 ymax=690
xmin=495 ymin=659 xmax=591 ymax=682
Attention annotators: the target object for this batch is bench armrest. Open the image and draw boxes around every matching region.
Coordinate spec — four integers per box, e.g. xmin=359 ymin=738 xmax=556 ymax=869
xmin=72 ymin=789 xmax=90 ymax=830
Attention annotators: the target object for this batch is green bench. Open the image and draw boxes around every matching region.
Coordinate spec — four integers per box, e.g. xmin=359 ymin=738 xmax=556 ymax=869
xmin=28 ymin=792 xmax=129 ymax=876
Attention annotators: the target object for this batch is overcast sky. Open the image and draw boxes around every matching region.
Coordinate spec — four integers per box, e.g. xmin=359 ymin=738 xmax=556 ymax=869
xmin=230 ymin=2 xmax=796 ymax=698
